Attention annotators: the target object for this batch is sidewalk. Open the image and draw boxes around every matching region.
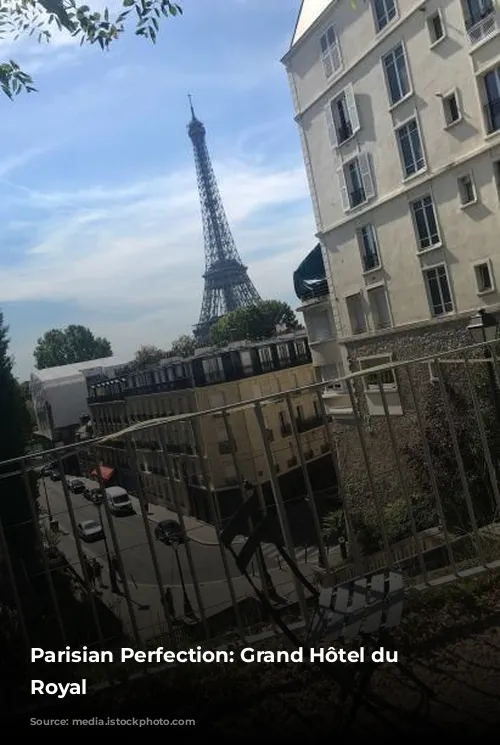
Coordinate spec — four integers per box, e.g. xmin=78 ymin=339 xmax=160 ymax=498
xmin=129 ymin=494 xmax=223 ymax=546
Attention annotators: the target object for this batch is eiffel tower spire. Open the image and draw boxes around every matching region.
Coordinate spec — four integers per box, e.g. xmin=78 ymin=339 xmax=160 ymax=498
xmin=187 ymin=97 xmax=261 ymax=342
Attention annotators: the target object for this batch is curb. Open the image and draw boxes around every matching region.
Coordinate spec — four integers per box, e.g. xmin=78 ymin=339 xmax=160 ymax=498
xmin=143 ymin=511 xmax=224 ymax=547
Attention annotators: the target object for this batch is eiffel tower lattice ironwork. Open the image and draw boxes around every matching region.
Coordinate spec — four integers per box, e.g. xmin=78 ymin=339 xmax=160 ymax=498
xmin=187 ymin=96 xmax=261 ymax=342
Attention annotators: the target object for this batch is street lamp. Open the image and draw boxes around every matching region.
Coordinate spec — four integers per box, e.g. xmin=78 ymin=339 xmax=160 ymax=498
xmin=467 ymin=308 xmax=500 ymax=424
xmin=171 ymin=538 xmax=196 ymax=619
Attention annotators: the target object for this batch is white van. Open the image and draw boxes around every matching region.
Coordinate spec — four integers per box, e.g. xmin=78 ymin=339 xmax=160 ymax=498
xmin=105 ymin=486 xmax=134 ymax=516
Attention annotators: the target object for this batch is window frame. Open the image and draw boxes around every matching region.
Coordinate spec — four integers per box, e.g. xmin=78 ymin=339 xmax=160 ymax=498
xmin=395 ymin=115 xmax=426 ymax=179
xmin=442 ymin=88 xmax=462 ymax=128
xmin=457 ymin=172 xmax=477 ymax=207
xmin=345 ymin=292 xmax=367 ymax=335
xmin=382 ymin=41 xmax=412 ymax=108
xmin=410 ymin=194 xmax=442 ymax=253
xmin=473 ymin=258 xmax=495 ymax=295
xmin=422 ymin=262 xmax=454 ymax=317
xmin=372 ymin=0 xmax=398 ymax=33
xmin=357 ymin=223 xmax=381 ymax=274
xmin=319 ymin=24 xmax=343 ymax=80
xmin=367 ymin=283 xmax=393 ymax=331
xmin=358 ymin=354 xmax=397 ymax=392
xmin=337 ymin=152 xmax=375 ymax=212
xmin=325 ymin=82 xmax=360 ymax=148
xmin=427 ymin=9 xmax=446 ymax=47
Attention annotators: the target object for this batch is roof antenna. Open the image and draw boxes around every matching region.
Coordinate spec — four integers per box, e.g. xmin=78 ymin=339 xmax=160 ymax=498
xmin=188 ymin=93 xmax=195 ymax=118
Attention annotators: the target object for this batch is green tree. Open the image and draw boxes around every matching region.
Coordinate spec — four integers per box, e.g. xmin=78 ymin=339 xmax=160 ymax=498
xmin=170 ymin=334 xmax=196 ymax=358
xmin=0 ymin=312 xmax=39 ymax=569
xmin=34 ymin=324 xmax=113 ymax=369
xmin=132 ymin=344 xmax=169 ymax=369
xmin=0 ymin=0 xmax=182 ymax=99
xmin=209 ymin=300 xmax=301 ymax=347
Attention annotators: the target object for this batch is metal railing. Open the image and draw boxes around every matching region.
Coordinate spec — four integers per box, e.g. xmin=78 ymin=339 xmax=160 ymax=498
xmin=466 ymin=7 xmax=497 ymax=45
xmin=4 ymin=337 xmax=500 ymax=688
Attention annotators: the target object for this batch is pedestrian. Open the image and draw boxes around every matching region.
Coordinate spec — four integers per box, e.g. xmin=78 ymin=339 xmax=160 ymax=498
xmin=84 ymin=557 xmax=95 ymax=590
xmin=164 ymin=586 xmax=175 ymax=618
xmin=93 ymin=558 xmax=103 ymax=589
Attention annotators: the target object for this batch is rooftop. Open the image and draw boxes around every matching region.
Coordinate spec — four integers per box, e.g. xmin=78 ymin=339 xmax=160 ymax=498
xmin=31 ymin=356 xmax=132 ymax=385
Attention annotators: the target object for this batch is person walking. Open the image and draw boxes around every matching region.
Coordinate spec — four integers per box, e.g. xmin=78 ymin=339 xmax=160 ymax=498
xmin=84 ymin=556 xmax=95 ymax=590
xmin=93 ymin=558 xmax=103 ymax=589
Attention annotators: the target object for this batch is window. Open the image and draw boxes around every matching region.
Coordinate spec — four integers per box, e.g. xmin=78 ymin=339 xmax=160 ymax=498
xmin=359 ymin=355 xmax=396 ymax=390
xmin=373 ymin=0 xmax=397 ymax=31
xmin=458 ymin=173 xmax=476 ymax=205
xmin=411 ymin=195 xmax=441 ymax=250
xmin=258 ymin=346 xmax=273 ymax=371
xmin=428 ymin=11 xmax=445 ymax=44
xmin=474 ymin=261 xmax=494 ymax=293
xmin=443 ymin=91 xmax=461 ymax=126
xmin=396 ymin=118 xmax=425 ymax=177
xmin=313 ymin=400 xmax=320 ymax=418
xmin=494 ymin=160 xmax=500 ymax=199
xmin=423 ymin=265 xmax=454 ymax=316
xmin=337 ymin=153 xmax=374 ymax=211
xmin=308 ymin=309 xmax=332 ymax=343
xmin=277 ymin=343 xmax=290 ymax=363
xmin=326 ymin=84 xmax=360 ymax=147
xmin=346 ymin=293 xmax=367 ymax=335
xmin=483 ymin=67 xmax=500 ymax=134
xmin=368 ymin=286 xmax=392 ymax=330
xmin=383 ymin=43 xmax=410 ymax=106
xmin=320 ymin=25 xmax=342 ymax=79
xmin=321 ymin=364 xmax=343 ymax=390
xmin=296 ymin=405 xmax=304 ymax=421
xmin=358 ymin=224 xmax=380 ymax=272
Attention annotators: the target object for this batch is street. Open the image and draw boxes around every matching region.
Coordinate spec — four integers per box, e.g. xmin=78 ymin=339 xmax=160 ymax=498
xmin=42 ymin=477 xmax=243 ymax=589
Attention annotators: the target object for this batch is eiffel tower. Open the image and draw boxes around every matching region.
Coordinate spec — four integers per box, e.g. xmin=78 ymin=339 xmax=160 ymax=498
xmin=187 ymin=96 xmax=261 ymax=343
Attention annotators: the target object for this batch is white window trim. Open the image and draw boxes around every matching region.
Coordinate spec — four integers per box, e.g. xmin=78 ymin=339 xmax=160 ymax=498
xmin=442 ymin=87 xmax=463 ymax=129
xmin=358 ymin=353 xmax=397 ymax=392
xmin=345 ymin=292 xmax=367 ymax=335
xmin=366 ymin=282 xmax=393 ymax=331
xmin=410 ymin=193 xmax=442 ymax=254
xmin=326 ymin=83 xmax=361 ymax=149
xmin=395 ymin=113 xmax=427 ymax=181
xmin=382 ymin=40 xmax=413 ymax=110
xmin=458 ymin=171 xmax=478 ymax=207
xmin=428 ymin=360 xmax=439 ymax=383
xmin=473 ymin=258 xmax=496 ymax=295
xmin=357 ymin=223 xmax=382 ymax=274
xmin=428 ymin=8 xmax=446 ymax=48
xmin=422 ymin=262 xmax=455 ymax=318
xmin=338 ymin=152 xmax=375 ymax=212
xmin=372 ymin=0 xmax=399 ymax=35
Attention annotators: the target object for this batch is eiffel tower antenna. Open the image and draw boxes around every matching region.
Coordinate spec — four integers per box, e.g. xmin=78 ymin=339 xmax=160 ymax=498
xmin=187 ymin=98 xmax=261 ymax=343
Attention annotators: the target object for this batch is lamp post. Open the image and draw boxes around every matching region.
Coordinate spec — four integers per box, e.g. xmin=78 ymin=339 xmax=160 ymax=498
xmin=96 ymin=501 xmax=119 ymax=594
xmin=171 ymin=538 xmax=196 ymax=619
xmin=467 ymin=308 xmax=500 ymax=423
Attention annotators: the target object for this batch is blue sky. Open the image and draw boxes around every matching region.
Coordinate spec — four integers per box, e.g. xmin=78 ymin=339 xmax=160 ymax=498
xmin=0 ymin=0 xmax=316 ymax=379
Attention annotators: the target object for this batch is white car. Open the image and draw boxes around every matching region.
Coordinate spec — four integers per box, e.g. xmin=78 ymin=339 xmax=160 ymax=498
xmin=77 ymin=519 xmax=104 ymax=542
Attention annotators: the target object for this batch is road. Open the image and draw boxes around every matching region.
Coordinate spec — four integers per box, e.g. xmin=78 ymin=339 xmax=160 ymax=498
xmin=41 ymin=477 xmax=244 ymax=589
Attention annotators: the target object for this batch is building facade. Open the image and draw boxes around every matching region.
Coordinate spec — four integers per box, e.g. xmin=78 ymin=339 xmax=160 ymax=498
xmin=81 ymin=332 xmax=336 ymax=526
xmin=285 ymin=0 xmax=500 ymax=406
xmin=285 ymin=0 xmax=500 ymax=519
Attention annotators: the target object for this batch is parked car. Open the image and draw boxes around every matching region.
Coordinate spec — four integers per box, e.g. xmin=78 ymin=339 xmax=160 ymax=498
xmin=105 ymin=486 xmax=134 ymax=516
xmin=84 ymin=486 xmax=102 ymax=504
xmin=154 ymin=519 xmax=185 ymax=545
xmin=77 ymin=519 xmax=104 ymax=542
xmin=70 ymin=479 xmax=85 ymax=494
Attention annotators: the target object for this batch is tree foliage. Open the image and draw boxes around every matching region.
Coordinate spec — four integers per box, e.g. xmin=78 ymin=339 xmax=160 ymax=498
xmin=0 ymin=0 xmax=182 ymax=99
xmin=132 ymin=344 xmax=169 ymax=369
xmin=34 ymin=324 xmax=112 ymax=369
xmin=209 ymin=301 xmax=301 ymax=347
xmin=170 ymin=334 xmax=196 ymax=359
xmin=0 ymin=312 xmax=39 ymax=569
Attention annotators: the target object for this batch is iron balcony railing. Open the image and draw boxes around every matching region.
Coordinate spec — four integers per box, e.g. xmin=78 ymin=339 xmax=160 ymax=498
xmin=5 ymin=336 xmax=500 ymax=699
xmin=466 ymin=5 xmax=497 ymax=45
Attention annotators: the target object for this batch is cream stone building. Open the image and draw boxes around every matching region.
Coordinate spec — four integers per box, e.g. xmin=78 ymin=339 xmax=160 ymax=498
xmin=82 ymin=332 xmax=335 ymax=524
xmin=284 ymin=0 xmax=500 ymax=421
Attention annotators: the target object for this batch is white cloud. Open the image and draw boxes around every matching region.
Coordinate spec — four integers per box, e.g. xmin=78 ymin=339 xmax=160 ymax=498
xmin=3 ymin=158 xmax=315 ymax=377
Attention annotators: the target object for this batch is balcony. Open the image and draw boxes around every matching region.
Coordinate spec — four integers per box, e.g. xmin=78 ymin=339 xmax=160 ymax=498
xmin=322 ymin=389 xmax=354 ymax=420
xmin=124 ymin=378 xmax=192 ymax=398
xmin=466 ymin=7 xmax=498 ymax=46
xmin=296 ymin=415 xmax=323 ymax=433
xmin=484 ymin=97 xmax=500 ymax=134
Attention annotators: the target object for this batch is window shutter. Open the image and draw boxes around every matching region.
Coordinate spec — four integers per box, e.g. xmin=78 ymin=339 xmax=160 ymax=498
xmin=337 ymin=166 xmax=350 ymax=212
xmin=359 ymin=152 xmax=375 ymax=200
xmin=344 ymin=83 xmax=360 ymax=134
xmin=325 ymin=103 xmax=338 ymax=148
xmin=321 ymin=41 xmax=333 ymax=78
xmin=330 ymin=32 xmax=342 ymax=72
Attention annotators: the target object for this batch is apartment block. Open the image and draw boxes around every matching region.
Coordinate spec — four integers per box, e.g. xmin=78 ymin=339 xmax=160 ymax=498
xmin=285 ymin=0 xmax=500 ymax=507
xmin=81 ymin=332 xmax=335 ymax=524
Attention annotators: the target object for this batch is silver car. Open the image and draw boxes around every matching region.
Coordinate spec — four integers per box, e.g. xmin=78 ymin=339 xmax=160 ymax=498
xmin=77 ymin=519 xmax=104 ymax=542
